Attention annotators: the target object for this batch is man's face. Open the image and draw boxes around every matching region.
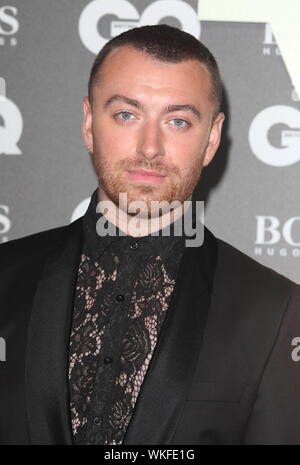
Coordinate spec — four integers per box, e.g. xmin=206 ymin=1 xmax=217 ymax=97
xmin=82 ymin=46 xmax=224 ymax=214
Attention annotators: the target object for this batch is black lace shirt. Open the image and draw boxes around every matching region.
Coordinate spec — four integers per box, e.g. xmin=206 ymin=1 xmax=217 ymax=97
xmin=68 ymin=189 xmax=187 ymax=445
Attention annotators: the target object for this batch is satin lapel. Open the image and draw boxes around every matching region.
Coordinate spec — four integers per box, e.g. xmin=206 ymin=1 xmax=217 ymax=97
xmin=25 ymin=218 xmax=84 ymax=445
xmin=123 ymin=227 xmax=218 ymax=445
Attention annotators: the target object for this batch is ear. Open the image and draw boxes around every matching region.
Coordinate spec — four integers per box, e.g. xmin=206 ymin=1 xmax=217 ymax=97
xmin=203 ymin=112 xmax=225 ymax=167
xmin=82 ymin=96 xmax=93 ymax=153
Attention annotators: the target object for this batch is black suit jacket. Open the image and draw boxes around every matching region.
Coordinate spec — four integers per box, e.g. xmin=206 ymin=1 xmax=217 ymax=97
xmin=0 ymin=217 xmax=300 ymax=445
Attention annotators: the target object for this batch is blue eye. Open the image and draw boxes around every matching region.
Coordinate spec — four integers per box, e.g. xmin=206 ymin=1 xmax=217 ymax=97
xmin=117 ymin=111 xmax=134 ymax=120
xmin=170 ymin=118 xmax=189 ymax=128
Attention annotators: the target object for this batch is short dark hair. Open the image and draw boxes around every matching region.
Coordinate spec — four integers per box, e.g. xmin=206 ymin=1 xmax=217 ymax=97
xmin=88 ymin=24 xmax=222 ymax=115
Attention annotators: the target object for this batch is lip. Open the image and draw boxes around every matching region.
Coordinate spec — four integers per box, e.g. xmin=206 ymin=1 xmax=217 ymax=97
xmin=126 ymin=169 xmax=166 ymax=184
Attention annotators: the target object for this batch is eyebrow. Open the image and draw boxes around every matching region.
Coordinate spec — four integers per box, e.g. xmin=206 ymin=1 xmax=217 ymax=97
xmin=103 ymin=94 xmax=202 ymax=120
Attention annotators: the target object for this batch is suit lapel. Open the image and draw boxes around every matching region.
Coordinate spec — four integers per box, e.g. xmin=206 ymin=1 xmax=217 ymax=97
xmin=25 ymin=218 xmax=84 ymax=445
xmin=123 ymin=226 xmax=218 ymax=445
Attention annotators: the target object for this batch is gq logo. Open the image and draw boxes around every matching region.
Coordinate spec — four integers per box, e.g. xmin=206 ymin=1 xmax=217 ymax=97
xmin=0 ymin=205 xmax=11 ymax=243
xmin=249 ymin=105 xmax=300 ymax=167
xmin=0 ymin=5 xmax=19 ymax=46
xmin=79 ymin=0 xmax=201 ymax=54
xmin=0 ymin=78 xmax=23 ymax=155
xmin=70 ymin=197 xmax=91 ymax=222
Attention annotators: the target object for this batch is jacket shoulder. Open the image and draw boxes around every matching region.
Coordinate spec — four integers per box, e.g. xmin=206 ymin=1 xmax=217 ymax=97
xmin=215 ymin=236 xmax=295 ymax=296
xmin=0 ymin=218 xmax=83 ymax=265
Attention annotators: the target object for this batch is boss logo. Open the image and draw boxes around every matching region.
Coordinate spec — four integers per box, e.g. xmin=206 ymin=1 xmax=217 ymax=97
xmin=262 ymin=23 xmax=280 ymax=56
xmin=0 ymin=5 xmax=19 ymax=46
xmin=255 ymin=216 xmax=300 ymax=246
xmin=255 ymin=216 xmax=300 ymax=259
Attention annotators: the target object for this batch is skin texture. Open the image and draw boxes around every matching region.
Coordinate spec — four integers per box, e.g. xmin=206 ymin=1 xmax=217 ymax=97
xmin=82 ymin=45 xmax=225 ymax=235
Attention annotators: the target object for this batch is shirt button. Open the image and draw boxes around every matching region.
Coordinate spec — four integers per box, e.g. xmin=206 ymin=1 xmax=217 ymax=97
xmin=130 ymin=242 xmax=139 ymax=250
xmin=104 ymin=356 xmax=113 ymax=365
xmin=116 ymin=294 xmax=125 ymax=302
xmin=93 ymin=417 xmax=102 ymax=426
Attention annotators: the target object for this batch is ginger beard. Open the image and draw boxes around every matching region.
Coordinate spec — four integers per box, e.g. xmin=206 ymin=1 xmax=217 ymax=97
xmin=91 ymin=143 xmax=204 ymax=219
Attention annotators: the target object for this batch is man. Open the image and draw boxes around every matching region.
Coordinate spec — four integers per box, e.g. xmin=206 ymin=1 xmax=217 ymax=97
xmin=0 ymin=24 xmax=300 ymax=445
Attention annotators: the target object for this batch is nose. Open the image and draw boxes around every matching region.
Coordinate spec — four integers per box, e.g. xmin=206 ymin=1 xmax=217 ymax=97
xmin=136 ymin=120 xmax=164 ymax=161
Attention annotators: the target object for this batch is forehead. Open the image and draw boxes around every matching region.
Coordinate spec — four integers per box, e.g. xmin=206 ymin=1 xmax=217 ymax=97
xmin=93 ymin=46 xmax=214 ymax=107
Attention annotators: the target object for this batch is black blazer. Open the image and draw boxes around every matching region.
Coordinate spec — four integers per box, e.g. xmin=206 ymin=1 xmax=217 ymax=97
xmin=0 ymin=217 xmax=300 ymax=445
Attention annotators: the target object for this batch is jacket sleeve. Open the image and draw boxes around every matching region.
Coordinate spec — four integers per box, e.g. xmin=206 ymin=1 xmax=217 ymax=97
xmin=243 ymin=283 xmax=300 ymax=444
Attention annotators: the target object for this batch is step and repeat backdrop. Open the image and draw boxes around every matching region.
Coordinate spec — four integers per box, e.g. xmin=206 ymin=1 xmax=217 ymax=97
xmin=0 ymin=0 xmax=299 ymax=283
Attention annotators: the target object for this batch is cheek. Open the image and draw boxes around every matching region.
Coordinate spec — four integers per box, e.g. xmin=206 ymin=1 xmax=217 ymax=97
xmin=92 ymin=120 xmax=133 ymax=160
xmin=167 ymin=136 xmax=203 ymax=171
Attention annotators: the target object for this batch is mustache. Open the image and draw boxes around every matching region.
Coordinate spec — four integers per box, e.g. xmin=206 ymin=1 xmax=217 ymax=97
xmin=90 ymin=146 xmax=181 ymax=176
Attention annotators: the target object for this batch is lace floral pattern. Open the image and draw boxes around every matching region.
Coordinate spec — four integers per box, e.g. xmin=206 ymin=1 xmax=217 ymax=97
xmin=68 ymin=242 xmax=184 ymax=445
xmin=68 ymin=188 xmax=186 ymax=445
